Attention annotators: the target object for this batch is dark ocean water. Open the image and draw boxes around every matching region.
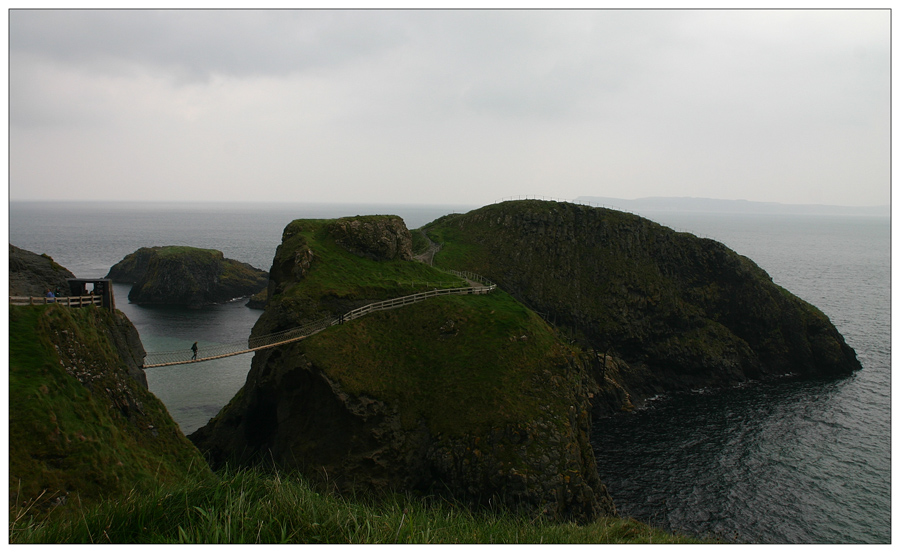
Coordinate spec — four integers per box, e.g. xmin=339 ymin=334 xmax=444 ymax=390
xmin=7 ymin=202 xmax=890 ymax=543
xmin=591 ymin=211 xmax=890 ymax=544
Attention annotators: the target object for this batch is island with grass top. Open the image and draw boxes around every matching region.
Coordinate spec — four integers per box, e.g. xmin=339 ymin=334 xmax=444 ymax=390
xmin=106 ymin=245 xmax=268 ymax=308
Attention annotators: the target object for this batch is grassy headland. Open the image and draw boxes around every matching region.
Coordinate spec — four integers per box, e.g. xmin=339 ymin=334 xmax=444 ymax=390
xmin=423 ymin=200 xmax=860 ymax=398
xmin=259 ymin=217 xmax=468 ymax=330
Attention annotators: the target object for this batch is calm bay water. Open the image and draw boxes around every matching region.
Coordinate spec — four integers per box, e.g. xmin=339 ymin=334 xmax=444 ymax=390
xmin=7 ymin=201 xmax=890 ymax=543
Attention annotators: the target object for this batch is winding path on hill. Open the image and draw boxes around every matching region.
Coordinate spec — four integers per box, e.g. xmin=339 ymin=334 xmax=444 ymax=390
xmin=413 ymin=229 xmax=442 ymax=266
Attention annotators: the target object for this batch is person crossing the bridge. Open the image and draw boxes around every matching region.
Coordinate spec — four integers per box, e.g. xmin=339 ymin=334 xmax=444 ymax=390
xmin=191 ymin=342 xmax=198 ymax=360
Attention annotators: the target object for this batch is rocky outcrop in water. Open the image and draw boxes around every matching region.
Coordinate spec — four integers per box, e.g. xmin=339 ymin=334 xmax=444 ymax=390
xmin=424 ymin=200 xmax=862 ymax=416
xmin=106 ymin=246 xmax=268 ymax=308
xmin=8 ymin=244 xmax=76 ymax=297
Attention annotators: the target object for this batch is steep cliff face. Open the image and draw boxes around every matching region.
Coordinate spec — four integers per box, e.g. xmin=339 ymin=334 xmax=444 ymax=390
xmin=327 ymin=215 xmax=414 ymax=261
xmin=9 ymin=244 xmax=76 ymax=297
xmin=106 ymin=246 xmax=268 ymax=308
xmin=424 ymin=200 xmax=861 ymax=415
xmin=8 ymin=304 xmax=208 ymax=512
xmin=190 ymin=216 xmax=615 ymax=522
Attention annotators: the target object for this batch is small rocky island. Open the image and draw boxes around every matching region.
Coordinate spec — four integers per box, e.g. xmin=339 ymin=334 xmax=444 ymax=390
xmin=106 ymin=246 xmax=268 ymax=308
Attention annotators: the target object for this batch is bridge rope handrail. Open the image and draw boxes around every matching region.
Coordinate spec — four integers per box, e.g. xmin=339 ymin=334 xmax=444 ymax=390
xmin=142 ymin=273 xmax=496 ymax=368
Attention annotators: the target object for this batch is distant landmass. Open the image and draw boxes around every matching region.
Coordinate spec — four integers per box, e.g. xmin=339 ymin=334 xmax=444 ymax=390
xmin=575 ymin=196 xmax=889 ymax=217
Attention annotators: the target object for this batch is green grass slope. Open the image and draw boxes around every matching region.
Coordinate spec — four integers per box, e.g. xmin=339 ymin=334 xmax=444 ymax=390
xmin=8 ymin=305 xmax=210 ymax=517
xmin=300 ymin=290 xmax=575 ymax=436
xmin=10 ymin=468 xmax=706 ymax=544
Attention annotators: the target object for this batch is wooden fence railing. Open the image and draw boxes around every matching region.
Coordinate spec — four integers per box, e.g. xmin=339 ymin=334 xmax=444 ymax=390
xmin=9 ymin=295 xmax=102 ymax=307
xmin=341 ymin=283 xmax=495 ymax=323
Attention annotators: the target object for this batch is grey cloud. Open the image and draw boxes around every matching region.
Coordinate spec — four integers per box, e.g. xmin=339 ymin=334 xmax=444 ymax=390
xmin=400 ymin=10 xmax=690 ymax=119
xmin=10 ymin=10 xmax=407 ymax=80
xmin=7 ymin=9 xmax=890 ymax=207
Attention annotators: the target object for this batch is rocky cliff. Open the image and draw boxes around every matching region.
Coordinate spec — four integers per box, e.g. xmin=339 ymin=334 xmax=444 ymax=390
xmin=106 ymin=246 xmax=268 ymax=308
xmin=424 ymin=200 xmax=862 ymax=416
xmin=190 ymin=215 xmax=615 ymax=522
xmin=8 ymin=303 xmax=208 ymax=512
xmin=9 ymin=244 xmax=76 ymax=297
xmin=327 ymin=215 xmax=414 ymax=261
xmin=256 ymin=216 xmax=453 ymax=333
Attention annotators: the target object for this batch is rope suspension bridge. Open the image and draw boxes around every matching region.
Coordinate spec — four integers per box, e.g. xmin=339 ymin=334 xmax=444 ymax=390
xmin=141 ymin=270 xmax=496 ymax=368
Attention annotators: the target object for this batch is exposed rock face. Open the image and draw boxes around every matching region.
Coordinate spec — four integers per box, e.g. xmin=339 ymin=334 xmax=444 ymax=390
xmin=327 ymin=215 xmax=413 ymax=261
xmin=425 ymin=200 xmax=862 ymax=416
xmin=106 ymin=246 xmax=268 ymax=308
xmin=105 ymin=308 xmax=150 ymax=388
xmin=8 ymin=244 xmax=76 ymax=297
xmin=245 ymin=288 xmax=267 ymax=310
xmin=190 ymin=216 xmax=616 ymax=522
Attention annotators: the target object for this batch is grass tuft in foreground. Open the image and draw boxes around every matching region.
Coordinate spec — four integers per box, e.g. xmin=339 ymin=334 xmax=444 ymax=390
xmin=10 ymin=467 xmax=706 ymax=544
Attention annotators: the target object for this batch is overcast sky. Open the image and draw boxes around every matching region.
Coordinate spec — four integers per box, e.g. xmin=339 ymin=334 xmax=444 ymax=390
xmin=7 ymin=8 xmax=891 ymax=207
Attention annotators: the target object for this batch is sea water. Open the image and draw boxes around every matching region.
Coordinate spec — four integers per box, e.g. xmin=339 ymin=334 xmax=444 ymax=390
xmin=590 ymin=211 xmax=890 ymax=544
xmin=7 ymin=201 xmax=890 ymax=543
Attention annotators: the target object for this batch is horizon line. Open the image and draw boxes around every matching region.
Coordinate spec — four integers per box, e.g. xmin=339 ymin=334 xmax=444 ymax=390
xmin=8 ymin=196 xmax=890 ymax=210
